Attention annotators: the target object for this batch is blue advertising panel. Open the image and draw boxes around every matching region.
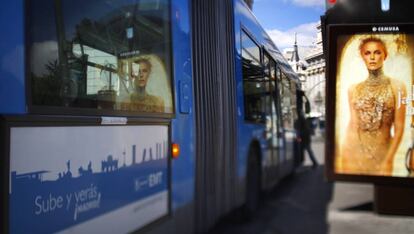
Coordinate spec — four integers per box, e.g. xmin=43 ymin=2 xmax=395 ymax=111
xmin=9 ymin=125 xmax=169 ymax=234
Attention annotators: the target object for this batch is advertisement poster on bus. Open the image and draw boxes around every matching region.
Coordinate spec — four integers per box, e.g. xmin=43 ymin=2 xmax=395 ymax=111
xmin=9 ymin=125 xmax=169 ymax=234
xmin=334 ymin=27 xmax=414 ymax=178
xmin=116 ymin=54 xmax=173 ymax=113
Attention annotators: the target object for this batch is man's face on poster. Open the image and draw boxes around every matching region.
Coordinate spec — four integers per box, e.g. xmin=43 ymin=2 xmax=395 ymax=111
xmin=131 ymin=61 xmax=151 ymax=88
xmin=360 ymin=41 xmax=387 ymax=71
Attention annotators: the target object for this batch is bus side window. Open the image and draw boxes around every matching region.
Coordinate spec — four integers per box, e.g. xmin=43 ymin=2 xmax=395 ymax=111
xmin=241 ymin=30 xmax=266 ymax=123
xmin=28 ymin=0 xmax=173 ymax=114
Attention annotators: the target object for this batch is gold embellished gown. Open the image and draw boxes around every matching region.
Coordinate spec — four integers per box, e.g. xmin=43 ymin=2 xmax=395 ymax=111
xmin=341 ymin=71 xmax=395 ymax=175
xmin=130 ymin=92 xmax=165 ymax=112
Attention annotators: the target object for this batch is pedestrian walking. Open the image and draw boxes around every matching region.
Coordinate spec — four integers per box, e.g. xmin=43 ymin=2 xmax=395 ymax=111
xmin=296 ymin=114 xmax=319 ymax=168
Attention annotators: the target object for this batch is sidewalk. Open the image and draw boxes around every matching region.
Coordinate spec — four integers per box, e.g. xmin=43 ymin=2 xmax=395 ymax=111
xmin=328 ymin=182 xmax=414 ymax=234
xmin=309 ymin=140 xmax=414 ymax=234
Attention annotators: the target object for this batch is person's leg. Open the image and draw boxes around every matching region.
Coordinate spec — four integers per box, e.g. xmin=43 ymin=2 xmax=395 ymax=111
xmin=305 ymin=144 xmax=318 ymax=168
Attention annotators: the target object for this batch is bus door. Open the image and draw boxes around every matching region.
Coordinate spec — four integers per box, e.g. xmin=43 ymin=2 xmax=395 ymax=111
xmin=263 ymin=52 xmax=284 ymax=184
xmin=263 ymin=52 xmax=279 ymax=178
xmin=271 ymin=63 xmax=286 ymax=169
xmin=278 ymin=69 xmax=297 ymax=165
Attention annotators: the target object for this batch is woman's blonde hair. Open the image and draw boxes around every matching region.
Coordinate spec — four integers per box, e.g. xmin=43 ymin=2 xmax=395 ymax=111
xmin=359 ymin=37 xmax=388 ymax=58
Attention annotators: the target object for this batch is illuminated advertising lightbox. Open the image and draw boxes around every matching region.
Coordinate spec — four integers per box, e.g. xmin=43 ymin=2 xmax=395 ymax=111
xmin=9 ymin=125 xmax=169 ymax=234
xmin=327 ymin=24 xmax=414 ymax=182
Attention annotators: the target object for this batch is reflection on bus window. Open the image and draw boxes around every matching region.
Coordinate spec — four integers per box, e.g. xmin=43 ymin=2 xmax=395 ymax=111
xmin=264 ymin=55 xmax=282 ymax=147
xmin=117 ymin=55 xmax=170 ymax=112
xmin=28 ymin=0 xmax=173 ymax=114
xmin=279 ymin=72 xmax=297 ymax=130
xmin=241 ymin=30 xmax=267 ymax=123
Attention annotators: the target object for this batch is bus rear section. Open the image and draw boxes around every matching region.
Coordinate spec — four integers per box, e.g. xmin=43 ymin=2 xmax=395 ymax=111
xmin=1 ymin=0 xmax=195 ymax=233
xmin=0 ymin=0 xmax=305 ymax=233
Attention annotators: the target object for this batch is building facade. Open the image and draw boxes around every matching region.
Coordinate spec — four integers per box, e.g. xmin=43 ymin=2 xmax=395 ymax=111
xmin=285 ymin=34 xmax=309 ymax=88
xmin=282 ymin=22 xmax=326 ymax=136
xmin=304 ymin=22 xmax=325 ymax=118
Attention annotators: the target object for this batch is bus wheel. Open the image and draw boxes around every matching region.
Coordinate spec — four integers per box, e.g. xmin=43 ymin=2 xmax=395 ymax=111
xmin=244 ymin=147 xmax=261 ymax=220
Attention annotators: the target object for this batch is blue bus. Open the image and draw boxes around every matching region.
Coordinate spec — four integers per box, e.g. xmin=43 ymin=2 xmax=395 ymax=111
xmin=0 ymin=0 xmax=307 ymax=233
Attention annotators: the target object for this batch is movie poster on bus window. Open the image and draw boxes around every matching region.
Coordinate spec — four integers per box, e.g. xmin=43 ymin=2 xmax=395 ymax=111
xmin=9 ymin=125 xmax=169 ymax=234
xmin=334 ymin=33 xmax=414 ymax=177
xmin=116 ymin=53 xmax=173 ymax=113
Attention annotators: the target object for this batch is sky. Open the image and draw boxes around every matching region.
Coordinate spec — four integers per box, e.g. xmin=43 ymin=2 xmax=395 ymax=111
xmin=252 ymin=0 xmax=326 ymax=51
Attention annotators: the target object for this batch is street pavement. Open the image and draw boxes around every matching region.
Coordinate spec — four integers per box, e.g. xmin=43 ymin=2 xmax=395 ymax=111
xmin=209 ymin=137 xmax=414 ymax=234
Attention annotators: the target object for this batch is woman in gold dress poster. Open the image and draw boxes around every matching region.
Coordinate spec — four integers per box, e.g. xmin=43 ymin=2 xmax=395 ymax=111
xmin=335 ymin=34 xmax=414 ymax=177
